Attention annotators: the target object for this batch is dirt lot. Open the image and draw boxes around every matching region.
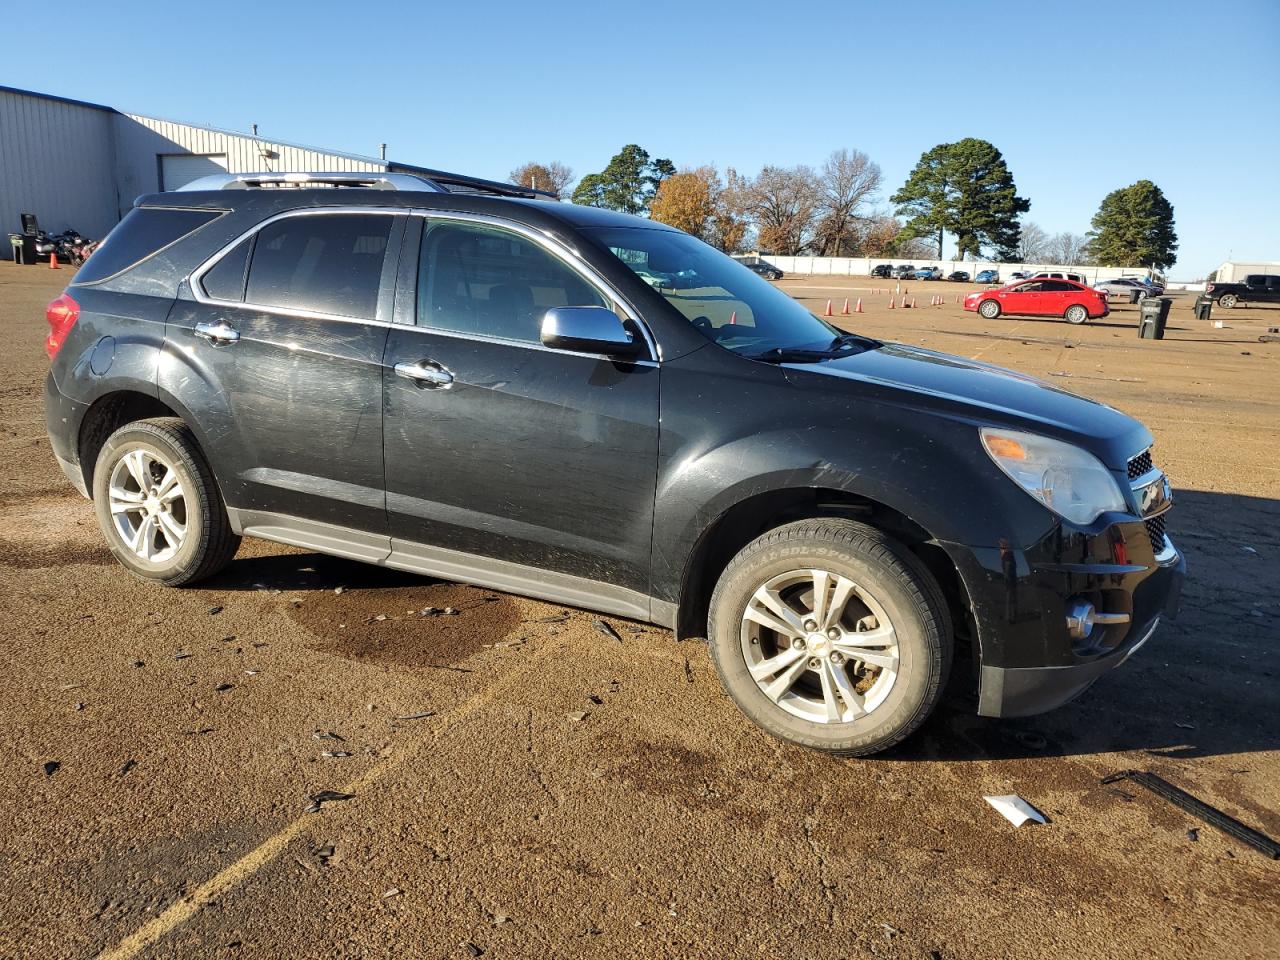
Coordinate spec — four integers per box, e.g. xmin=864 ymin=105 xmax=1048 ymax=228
xmin=1 ymin=261 xmax=1278 ymax=960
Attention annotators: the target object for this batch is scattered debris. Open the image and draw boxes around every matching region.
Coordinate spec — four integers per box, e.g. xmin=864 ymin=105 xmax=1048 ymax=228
xmin=366 ymin=614 xmax=388 ymax=624
xmin=591 ymin=620 xmax=622 ymax=643
xmin=221 ymin=635 xmax=237 ymax=642
xmin=74 ymin=702 xmax=85 ymax=711
xmin=532 ymin=614 xmax=568 ymax=623
xmin=208 ymin=606 xmax=223 ymax=616
xmin=881 ymin=923 xmax=900 ymax=940
xmin=492 ymin=913 xmax=510 ymax=926
xmin=131 ymin=660 xmax=145 ymax=668
xmin=334 ymin=586 xmax=345 ymax=595
xmin=57 ymin=683 xmax=82 ymax=691
xmin=462 ymin=942 xmax=483 ymax=957
xmin=1101 ymin=771 xmax=1280 ymax=860
xmin=214 ymin=683 xmax=234 ymax=692
xmin=120 ymin=759 xmax=136 ymax=777
xmin=1187 ymin=828 xmax=1199 ymax=842
xmin=567 ymin=710 xmax=588 ymax=722
xmin=313 ymin=730 xmax=346 ymax=742
xmin=305 ymin=790 xmax=355 ymax=814
xmin=321 ymin=750 xmax=352 ymax=759
xmin=244 ymin=669 xmax=260 ymax=676
xmin=443 ymin=607 xmax=459 ymax=616
xmin=1175 ymin=722 xmax=1196 ymax=730
xmin=183 ymin=727 xmax=215 ymax=736
xmin=984 ymin=794 xmax=1047 ymax=827
xmin=420 ymin=607 xmax=442 ymax=616
xmin=315 ymin=842 xmax=340 ymax=866
xmin=684 ymin=659 xmax=695 ymax=684
xmin=42 ymin=761 xmax=60 ymax=777
xmin=1242 ymin=546 xmax=1258 ymax=555
xmin=393 ymin=712 xmax=435 ymax=721
xmin=382 ymin=887 xmax=403 ymax=899
xmin=174 ymin=652 xmax=193 ymax=661
xmin=587 ymin=694 xmax=604 ymax=706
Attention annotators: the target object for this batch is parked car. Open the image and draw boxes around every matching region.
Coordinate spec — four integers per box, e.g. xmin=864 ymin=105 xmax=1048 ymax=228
xmin=1004 ymin=271 xmax=1030 ymax=284
xmin=870 ymin=264 xmax=894 ymax=279
xmin=914 ymin=266 xmax=942 ymax=281
xmin=1204 ymin=274 xmax=1280 ymax=309
xmin=947 ymin=271 xmax=970 ymax=282
xmin=1095 ymin=278 xmax=1162 ymax=300
xmin=43 ymin=170 xmax=1182 ymax=758
xmin=1030 ymin=270 xmax=1088 ymax=285
xmin=744 ymin=261 xmax=784 ymax=281
xmin=975 ymin=269 xmax=1000 ymax=284
xmin=965 ymin=279 xmax=1110 ymax=324
xmin=893 ymin=264 xmax=916 ymax=279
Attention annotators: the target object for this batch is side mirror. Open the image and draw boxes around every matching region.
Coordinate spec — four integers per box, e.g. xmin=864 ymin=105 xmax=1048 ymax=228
xmin=540 ymin=306 xmax=642 ymax=359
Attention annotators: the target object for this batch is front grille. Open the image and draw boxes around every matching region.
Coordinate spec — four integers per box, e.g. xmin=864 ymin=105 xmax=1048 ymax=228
xmin=1144 ymin=513 xmax=1167 ymax=553
xmin=1128 ymin=450 xmax=1154 ymax=481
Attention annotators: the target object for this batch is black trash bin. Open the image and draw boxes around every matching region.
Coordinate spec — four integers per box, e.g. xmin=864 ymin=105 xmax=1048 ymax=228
xmin=1139 ymin=297 xmax=1171 ymax=339
xmin=1129 ymin=288 xmax=1144 ymax=304
xmin=1194 ymin=295 xmax=1212 ymax=321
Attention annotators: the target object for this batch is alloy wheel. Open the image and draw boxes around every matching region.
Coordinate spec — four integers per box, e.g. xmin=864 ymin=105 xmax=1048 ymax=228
xmin=739 ymin=569 xmax=899 ymax=724
xmin=107 ymin=447 xmax=188 ymax=563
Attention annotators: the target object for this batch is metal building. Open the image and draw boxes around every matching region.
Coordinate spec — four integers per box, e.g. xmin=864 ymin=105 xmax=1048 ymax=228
xmin=1215 ymin=260 xmax=1280 ymax=282
xmin=1 ymin=85 xmax=407 ymax=259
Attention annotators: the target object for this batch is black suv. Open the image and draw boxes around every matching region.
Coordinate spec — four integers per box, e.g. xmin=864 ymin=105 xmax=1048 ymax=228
xmin=43 ymin=171 xmax=1184 ymax=756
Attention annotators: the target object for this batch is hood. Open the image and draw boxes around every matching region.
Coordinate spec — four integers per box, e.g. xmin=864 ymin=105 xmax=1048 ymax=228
xmin=783 ymin=342 xmax=1151 ymax=467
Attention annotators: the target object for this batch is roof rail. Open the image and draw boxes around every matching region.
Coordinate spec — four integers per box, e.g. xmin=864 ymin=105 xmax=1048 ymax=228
xmin=174 ymin=169 xmax=557 ymax=200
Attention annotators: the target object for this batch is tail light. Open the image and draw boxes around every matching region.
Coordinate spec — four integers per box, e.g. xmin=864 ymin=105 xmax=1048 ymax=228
xmin=1206 ymin=282 xmax=1215 ymax=292
xmin=45 ymin=293 xmax=80 ymax=360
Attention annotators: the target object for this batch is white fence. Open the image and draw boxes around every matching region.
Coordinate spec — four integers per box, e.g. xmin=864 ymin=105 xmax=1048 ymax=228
xmin=750 ymin=255 xmax=1154 ymax=284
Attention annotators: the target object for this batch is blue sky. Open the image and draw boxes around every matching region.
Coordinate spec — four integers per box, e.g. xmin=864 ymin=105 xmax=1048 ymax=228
xmin=8 ymin=0 xmax=1277 ymax=276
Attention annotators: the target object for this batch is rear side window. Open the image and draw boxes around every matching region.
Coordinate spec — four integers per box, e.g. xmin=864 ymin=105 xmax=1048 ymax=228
xmin=245 ymin=214 xmax=391 ymax=319
xmin=74 ymin=207 xmax=222 ymax=284
xmin=200 ymin=237 xmax=252 ymax=301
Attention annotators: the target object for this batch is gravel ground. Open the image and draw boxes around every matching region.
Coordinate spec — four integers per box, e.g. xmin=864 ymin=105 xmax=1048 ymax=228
xmin=1 ymin=261 xmax=1277 ymax=960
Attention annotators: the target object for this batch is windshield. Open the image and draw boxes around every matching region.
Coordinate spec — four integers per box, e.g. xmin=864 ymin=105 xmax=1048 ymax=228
xmin=588 ymin=227 xmax=850 ymax=358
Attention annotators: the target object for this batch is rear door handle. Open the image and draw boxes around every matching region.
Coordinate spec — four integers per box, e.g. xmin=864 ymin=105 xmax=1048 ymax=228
xmin=194 ymin=320 xmax=240 ymax=345
xmin=394 ymin=359 xmax=454 ymax=389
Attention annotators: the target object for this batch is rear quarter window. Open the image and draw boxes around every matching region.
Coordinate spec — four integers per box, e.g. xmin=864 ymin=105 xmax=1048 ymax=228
xmin=73 ymin=207 xmax=223 ymax=284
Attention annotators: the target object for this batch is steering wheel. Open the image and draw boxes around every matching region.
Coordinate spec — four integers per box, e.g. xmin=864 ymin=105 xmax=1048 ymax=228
xmin=691 ymin=315 xmax=715 ymax=335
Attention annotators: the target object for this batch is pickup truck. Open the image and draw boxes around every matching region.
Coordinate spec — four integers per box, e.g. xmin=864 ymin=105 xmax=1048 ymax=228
xmin=1205 ymin=274 xmax=1280 ymax=309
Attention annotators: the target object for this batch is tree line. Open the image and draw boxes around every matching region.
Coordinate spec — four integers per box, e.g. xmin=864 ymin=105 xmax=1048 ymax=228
xmin=511 ymin=143 xmax=1178 ymax=270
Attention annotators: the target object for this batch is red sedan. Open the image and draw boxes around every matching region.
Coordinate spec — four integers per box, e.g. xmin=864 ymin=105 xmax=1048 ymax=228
xmin=964 ymin=279 xmax=1109 ymax=325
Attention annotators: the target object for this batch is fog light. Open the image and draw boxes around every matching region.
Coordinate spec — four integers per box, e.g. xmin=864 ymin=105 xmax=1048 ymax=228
xmin=1065 ymin=599 xmax=1130 ymax=640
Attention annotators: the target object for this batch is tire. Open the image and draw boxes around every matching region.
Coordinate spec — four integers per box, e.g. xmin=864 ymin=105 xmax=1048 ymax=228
xmin=707 ymin=519 xmax=952 ymax=757
xmin=1064 ymin=304 xmax=1089 ymax=325
xmin=978 ymin=299 xmax=1001 ymax=319
xmin=92 ymin=417 xmax=240 ymax=586
xmin=1218 ymin=294 xmax=1237 ymax=309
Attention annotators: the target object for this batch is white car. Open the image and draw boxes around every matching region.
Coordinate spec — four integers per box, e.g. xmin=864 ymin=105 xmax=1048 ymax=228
xmin=1030 ymin=270 xmax=1089 ymax=285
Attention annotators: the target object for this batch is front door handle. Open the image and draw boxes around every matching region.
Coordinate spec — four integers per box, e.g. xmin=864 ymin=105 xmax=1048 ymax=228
xmin=194 ymin=320 xmax=240 ymax=345
xmin=394 ymin=359 xmax=454 ymax=389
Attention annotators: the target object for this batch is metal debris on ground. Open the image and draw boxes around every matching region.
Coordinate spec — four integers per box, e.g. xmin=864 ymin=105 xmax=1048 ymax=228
xmin=313 ymin=731 xmax=346 ymax=742
xmin=463 ymin=942 xmax=483 ymax=957
xmin=221 ymin=635 xmax=236 ymax=642
xmin=393 ymin=712 xmax=435 ymax=721
xmin=881 ymin=923 xmax=900 ymax=940
xmin=174 ymin=652 xmax=192 ymax=661
xmin=587 ymin=694 xmax=604 ymax=705
xmin=305 ymin=790 xmax=355 ymax=814
xmin=532 ymin=614 xmax=568 ymax=623
xmin=208 ymin=606 xmax=223 ymax=615
xmin=591 ymin=619 xmax=622 ymax=643
xmin=334 ymin=586 xmax=345 ymax=594
xmin=1187 ymin=828 xmax=1199 ymax=842
xmin=443 ymin=607 xmax=459 ymax=615
xmin=983 ymin=794 xmax=1047 ymax=827
xmin=1101 ymin=770 xmax=1280 ymax=859
xmin=567 ymin=711 xmax=588 ymax=722
xmin=42 ymin=761 xmax=60 ymax=777
xmin=366 ymin=614 xmax=388 ymax=623
xmin=381 ymin=887 xmax=403 ymax=899
xmin=214 ymin=683 xmax=234 ymax=692
xmin=119 ymin=759 xmax=136 ymax=777
xmin=321 ymin=750 xmax=352 ymax=759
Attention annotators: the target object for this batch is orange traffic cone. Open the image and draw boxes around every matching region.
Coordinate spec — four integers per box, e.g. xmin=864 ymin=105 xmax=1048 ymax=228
xmin=888 ymin=298 xmax=895 ymax=310
xmin=824 ymin=299 xmax=833 ymax=317
xmin=729 ymin=310 xmax=737 ymax=325
xmin=909 ymin=297 xmax=916 ymax=309
xmin=900 ymin=296 xmax=908 ymax=309
xmin=841 ymin=298 xmax=850 ymax=316
xmin=49 ymin=253 xmax=59 ymax=269
xmin=855 ymin=298 xmax=863 ymax=313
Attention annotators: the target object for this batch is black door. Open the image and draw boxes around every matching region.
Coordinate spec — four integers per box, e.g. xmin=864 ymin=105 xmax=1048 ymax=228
xmin=381 ymin=216 xmax=660 ymax=602
xmin=164 ymin=211 xmax=403 ymax=536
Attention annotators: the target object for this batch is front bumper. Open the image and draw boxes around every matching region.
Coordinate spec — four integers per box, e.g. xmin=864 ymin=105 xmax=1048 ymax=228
xmin=942 ymin=525 xmax=1185 ymax=718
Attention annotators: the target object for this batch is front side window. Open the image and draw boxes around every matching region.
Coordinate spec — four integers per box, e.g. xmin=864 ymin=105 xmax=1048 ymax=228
xmin=589 ymin=227 xmax=850 ymax=358
xmin=244 ymin=213 xmax=391 ymax=319
xmin=417 ymin=220 xmax=608 ymax=343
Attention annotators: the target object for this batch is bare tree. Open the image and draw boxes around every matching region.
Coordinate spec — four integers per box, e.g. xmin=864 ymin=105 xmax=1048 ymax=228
xmin=1016 ymin=221 xmax=1051 ymax=262
xmin=813 ymin=148 xmax=883 ymax=256
xmin=1045 ymin=231 xmax=1091 ymax=265
xmin=509 ymin=161 xmax=574 ymax=199
xmin=748 ymin=165 xmax=819 ymax=255
xmin=709 ymin=167 xmax=752 ymax=254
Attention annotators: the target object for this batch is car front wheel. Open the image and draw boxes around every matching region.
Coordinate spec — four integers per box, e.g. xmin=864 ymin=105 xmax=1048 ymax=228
xmin=92 ymin=418 xmax=240 ymax=586
xmin=978 ymin=299 xmax=1001 ymax=319
xmin=1065 ymin=304 xmax=1089 ymax=324
xmin=708 ymin=519 xmax=952 ymax=756
xmin=1218 ymin=294 xmax=1238 ymax=308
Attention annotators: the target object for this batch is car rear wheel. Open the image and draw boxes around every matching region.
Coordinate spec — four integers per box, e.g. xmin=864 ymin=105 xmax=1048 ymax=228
xmin=1065 ymin=304 xmax=1089 ymax=325
xmin=708 ymin=519 xmax=952 ymax=756
xmin=978 ymin=299 xmax=1001 ymax=319
xmin=92 ymin=418 xmax=240 ymax=586
xmin=1218 ymin=294 xmax=1238 ymax=308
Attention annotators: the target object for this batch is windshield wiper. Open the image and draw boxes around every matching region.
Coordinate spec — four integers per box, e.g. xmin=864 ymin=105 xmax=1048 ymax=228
xmin=750 ymin=334 xmax=880 ymax=364
xmin=828 ymin=332 xmax=880 ymax=353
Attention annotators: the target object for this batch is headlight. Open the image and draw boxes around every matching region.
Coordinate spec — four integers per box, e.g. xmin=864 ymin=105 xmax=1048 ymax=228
xmin=980 ymin=427 xmax=1127 ymax=525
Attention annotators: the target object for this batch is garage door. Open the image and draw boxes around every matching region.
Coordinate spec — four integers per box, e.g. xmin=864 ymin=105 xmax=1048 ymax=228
xmin=159 ymin=154 xmax=228 ymax=191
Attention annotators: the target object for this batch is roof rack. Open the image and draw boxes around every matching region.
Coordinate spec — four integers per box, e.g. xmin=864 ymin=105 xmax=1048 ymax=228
xmin=175 ymin=170 xmax=557 ymax=200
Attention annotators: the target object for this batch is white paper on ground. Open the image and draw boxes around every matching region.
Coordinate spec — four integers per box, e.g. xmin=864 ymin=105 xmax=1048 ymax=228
xmin=984 ymin=794 xmax=1047 ymax=827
